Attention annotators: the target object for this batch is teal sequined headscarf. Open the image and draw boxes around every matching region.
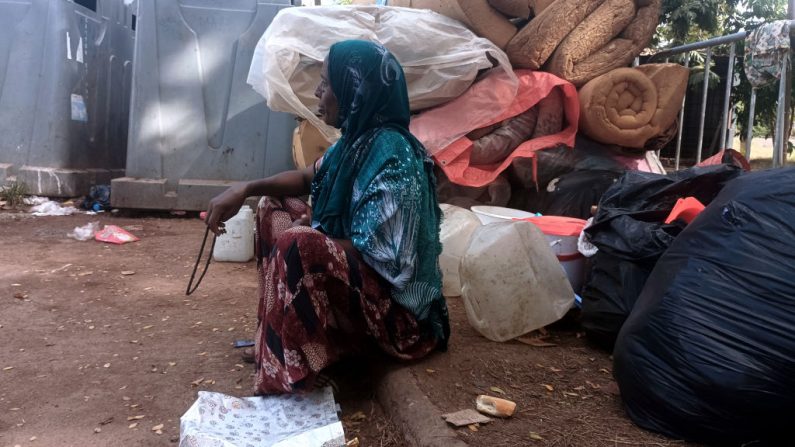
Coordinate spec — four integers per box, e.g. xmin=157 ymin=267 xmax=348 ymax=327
xmin=310 ymin=40 xmax=449 ymax=348
xmin=312 ymin=40 xmax=412 ymax=236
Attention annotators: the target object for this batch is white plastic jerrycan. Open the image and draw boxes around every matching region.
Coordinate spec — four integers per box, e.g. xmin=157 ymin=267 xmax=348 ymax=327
xmin=439 ymin=204 xmax=482 ymax=297
xmin=461 ymin=220 xmax=574 ymax=342
xmin=213 ymin=205 xmax=255 ymax=262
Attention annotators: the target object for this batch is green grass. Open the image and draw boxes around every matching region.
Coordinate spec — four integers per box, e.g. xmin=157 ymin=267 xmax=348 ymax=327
xmin=0 ymin=181 xmax=28 ymax=208
xmin=732 ymin=137 xmax=795 ymax=170
xmin=733 ymin=137 xmax=795 ymax=160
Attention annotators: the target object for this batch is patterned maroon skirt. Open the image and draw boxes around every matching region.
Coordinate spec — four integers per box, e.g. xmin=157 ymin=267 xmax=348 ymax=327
xmin=253 ymin=197 xmax=437 ymax=394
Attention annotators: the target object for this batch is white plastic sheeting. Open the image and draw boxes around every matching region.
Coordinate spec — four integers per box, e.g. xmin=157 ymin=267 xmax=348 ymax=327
xmin=248 ymin=5 xmax=516 ymax=141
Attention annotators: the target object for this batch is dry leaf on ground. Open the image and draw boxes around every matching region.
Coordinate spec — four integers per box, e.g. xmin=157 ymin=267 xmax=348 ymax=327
xmin=489 ymin=386 xmax=506 ymax=395
xmin=516 ymin=336 xmax=557 ymax=347
xmin=349 ymin=411 xmax=367 ymax=422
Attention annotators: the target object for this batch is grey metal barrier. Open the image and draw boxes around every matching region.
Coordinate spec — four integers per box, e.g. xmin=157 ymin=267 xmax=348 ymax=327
xmin=646 ymin=20 xmax=794 ymax=170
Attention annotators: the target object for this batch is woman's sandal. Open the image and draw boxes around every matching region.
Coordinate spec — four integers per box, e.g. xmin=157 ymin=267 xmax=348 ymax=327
xmin=314 ymin=372 xmax=339 ymax=393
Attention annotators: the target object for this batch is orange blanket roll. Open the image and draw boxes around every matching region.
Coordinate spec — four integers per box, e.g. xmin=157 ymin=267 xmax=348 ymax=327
xmin=410 ymin=70 xmax=579 ymax=188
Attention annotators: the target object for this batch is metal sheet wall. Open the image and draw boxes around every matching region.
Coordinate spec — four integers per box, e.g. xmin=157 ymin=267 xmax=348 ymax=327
xmin=112 ymin=0 xmax=295 ymax=210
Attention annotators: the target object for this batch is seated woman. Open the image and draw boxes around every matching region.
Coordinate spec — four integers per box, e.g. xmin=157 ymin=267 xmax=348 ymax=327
xmin=205 ymin=40 xmax=449 ymax=394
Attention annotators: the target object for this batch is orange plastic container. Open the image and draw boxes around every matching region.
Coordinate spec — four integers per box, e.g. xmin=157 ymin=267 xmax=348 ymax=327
xmin=521 ymin=216 xmax=588 ymax=292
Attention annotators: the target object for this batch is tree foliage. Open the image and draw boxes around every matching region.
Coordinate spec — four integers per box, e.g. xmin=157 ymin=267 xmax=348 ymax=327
xmin=656 ymin=0 xmax=792 ymax=146
xmin=657 ymin=0 xmax=740 ymax=46
xmin=658 ymin=0 xmax=786 ymax=44
xmin=724 ymin=0 xmax=791 ymax=144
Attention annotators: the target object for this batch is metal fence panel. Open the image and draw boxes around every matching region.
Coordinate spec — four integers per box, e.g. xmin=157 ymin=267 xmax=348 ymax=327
xmin=648 ymin=21 xmax=794 ymax=168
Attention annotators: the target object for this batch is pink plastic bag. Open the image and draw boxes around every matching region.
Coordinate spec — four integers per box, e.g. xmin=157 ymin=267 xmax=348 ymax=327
xmin=410 ymin=69 xmax=580 ymax=188
xmin=95 ymin=225 xmax=140 ymax=245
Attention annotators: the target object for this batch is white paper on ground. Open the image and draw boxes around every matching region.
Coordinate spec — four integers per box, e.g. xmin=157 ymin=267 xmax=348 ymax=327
xmin=23 ymin=196 xmax=49 ymax=206
xmin=179 ymin=388 xmax=345 ymax=447
xmin=30 ymin=201 xmax=78 ymax=216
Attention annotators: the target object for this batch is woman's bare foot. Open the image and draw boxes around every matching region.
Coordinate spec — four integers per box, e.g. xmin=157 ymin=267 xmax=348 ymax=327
xmin=241 ymin=347 xmax=255 ymax=364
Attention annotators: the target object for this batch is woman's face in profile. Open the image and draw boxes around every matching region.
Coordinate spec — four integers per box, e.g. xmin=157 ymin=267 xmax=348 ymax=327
xmin=315 ymin=59 xmax=339 ymax=127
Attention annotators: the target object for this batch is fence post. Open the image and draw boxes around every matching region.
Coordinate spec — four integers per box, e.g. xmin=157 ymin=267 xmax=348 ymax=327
xmin=784 ymin=2 xmax=794 ymax=166
xmin=675 ymin=54 xmax=692 ymax=170
xmin=719 ymin=43 xmax=736 ymax=152
xmin=774 ymin=53 xmax=790 ymax=167
xmin=696 ymin=47 xmax=712 ymax=162
xmin=746 ymin=88 xmax=757 ymax=160
xmin=728 ymin=106 xmax=737 ymax=148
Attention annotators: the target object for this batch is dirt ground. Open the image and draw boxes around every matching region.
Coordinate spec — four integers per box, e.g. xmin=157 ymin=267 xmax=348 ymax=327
xmin=0 ymin=212 xmax=399 ymax=447
xmin=1 ymin=210 xmax=695 ymax=447
xmin=411 ymin=299 xmax=697 ymax=447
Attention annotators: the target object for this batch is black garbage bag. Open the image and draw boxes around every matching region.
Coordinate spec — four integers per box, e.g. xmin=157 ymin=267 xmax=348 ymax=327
xmin=578 ymin=253 xmax=656 ymax=348
xmin=581 ymin=165 xmax=743 ymax=348
xmin=542 ymin=170 xmax=621 ymax=219
xmin=508 ymin=136 xmax=661 ymax=217
xmin=80 ymin=184 xmax=112 ymax=212
xmin=614 ymin=168 xmax=795 ymax=445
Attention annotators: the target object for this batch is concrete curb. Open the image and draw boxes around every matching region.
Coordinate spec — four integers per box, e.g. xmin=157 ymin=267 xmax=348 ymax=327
xmin=375 ymin=367 xmax=468 ymax=447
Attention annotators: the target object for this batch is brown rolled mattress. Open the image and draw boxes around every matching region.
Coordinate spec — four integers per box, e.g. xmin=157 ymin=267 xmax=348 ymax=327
xmin=488 ymin=0 xmax=532 ymax=19
xmin=506 ymin=0 xmax=602 ymax=70
xmin=487 ymin=0 xmax=558 ymax=18
xmin=507 ymin=0 xmax=661 ymax=86
xmin=391 ymin=0 xmax=518 ymax=49
xmin=578 ymin=64 xmax=689 ymax=148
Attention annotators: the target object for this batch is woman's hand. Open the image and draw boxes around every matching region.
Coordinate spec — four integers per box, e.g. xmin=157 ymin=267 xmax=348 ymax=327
xmin=204 ymin=166 xmax=316 ymax=235
xmin=291 ymin=210 xmax=312 ymax=228
xmin=205 ymin=182 xmax=248 ymax=235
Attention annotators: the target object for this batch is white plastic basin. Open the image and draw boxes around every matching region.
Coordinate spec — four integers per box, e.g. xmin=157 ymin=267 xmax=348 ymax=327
xmin=471 ymin=206 xmax=536 ymax=225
